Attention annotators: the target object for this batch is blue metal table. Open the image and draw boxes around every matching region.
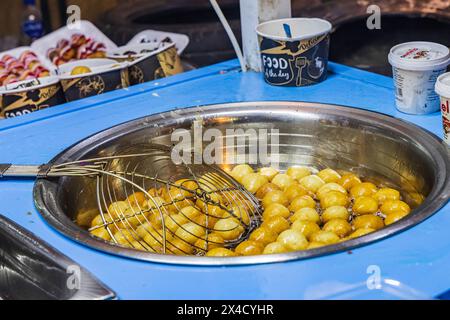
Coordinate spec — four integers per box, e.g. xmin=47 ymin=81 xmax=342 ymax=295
xmin=0 ymin=60 xmax=448 ymax=299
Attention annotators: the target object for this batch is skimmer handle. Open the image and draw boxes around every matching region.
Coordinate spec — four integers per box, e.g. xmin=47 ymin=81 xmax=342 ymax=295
xmin=0 ymin=164 xmax=49 ymax=178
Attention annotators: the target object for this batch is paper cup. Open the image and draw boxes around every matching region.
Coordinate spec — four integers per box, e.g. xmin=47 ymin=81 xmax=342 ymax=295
xmin=0 ymin=76 xmax=64 ymax=118
xmin=108 ymin=43 xmax=183 ymax=85
xmin=58 ymin=58 xmax=129 ymax=102
xmin=389 ymin=41 xmax=450 ymax=114
xmin=435 ymin=72 xmax=450 ymax=145
xmin=256 ymin=18 xmax=332 ymax=87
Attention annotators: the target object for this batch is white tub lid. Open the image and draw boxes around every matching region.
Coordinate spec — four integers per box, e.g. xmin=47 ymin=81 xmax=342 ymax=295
xmin=435 ymin=72 xmax=450 ymax=98
xmin=388 ymin=41 xmax=450 ymax=71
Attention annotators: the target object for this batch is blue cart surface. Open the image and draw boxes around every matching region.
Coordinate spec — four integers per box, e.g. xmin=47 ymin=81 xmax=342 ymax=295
xmin=0 ymin=60 xmax=448 ymax=299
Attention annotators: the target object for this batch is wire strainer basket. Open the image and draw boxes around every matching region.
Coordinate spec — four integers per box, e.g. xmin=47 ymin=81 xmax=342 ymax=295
xmin=1 ymin=143 xmax=262 ymax=255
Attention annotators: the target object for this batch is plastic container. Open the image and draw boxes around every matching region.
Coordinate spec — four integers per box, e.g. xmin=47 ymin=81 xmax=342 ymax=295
xmin=0 ymin=76 xmax=64 ymax=118
xmin=31 ymin=20 xmax=117 ymax=66
xmin=127 ymin=29 xmax=189 ymax=55
xmin=57 ymin=58 xmax=129 ymax=102
xmin=107 ymin=43 xmax=162 ymax=62
xmin=256 ymin=18 xmax=332 ymax=87
xmin=388 ymin=41 xmax=450 ymax=114
xmin=435 ymin=72 xmax=450 ymax=145
xmin=107 ymin=43 xmax=183 ymax=85
xmin=0 ymin=46 xmax=56 ymax=86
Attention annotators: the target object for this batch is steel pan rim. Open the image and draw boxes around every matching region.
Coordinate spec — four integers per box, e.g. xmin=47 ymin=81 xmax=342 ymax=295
xmin=33 ymin=101 xmax=450 ymax=266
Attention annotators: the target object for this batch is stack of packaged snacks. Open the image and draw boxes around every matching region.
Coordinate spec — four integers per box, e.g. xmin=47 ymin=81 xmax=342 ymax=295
xmin=0 ymin=21 xmax=190 ymax=119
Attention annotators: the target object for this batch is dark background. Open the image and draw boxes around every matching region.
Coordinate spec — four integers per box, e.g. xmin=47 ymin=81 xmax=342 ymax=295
xmin=1 ymin=0 xmax=449 ymax=75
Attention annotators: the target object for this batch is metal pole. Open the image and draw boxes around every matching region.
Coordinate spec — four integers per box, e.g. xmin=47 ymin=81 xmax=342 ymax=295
xmin=240 ymin=0 xmax=291 ymax=72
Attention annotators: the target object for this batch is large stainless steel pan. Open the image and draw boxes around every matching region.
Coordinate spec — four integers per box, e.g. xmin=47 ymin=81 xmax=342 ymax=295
xmin=33 ymin=101 xmax=450 ymax=265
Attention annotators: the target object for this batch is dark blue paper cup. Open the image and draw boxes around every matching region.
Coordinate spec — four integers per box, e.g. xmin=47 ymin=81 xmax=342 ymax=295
xmin=256 ymin=18 xmax=332 ymax=87
xmin=0 ymin=76 xmax=65 ymax=118
xmin=58 ymin=59 xmax=129 ymax=102
xmin=107 ymin=43 xmax=184 ymax=85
